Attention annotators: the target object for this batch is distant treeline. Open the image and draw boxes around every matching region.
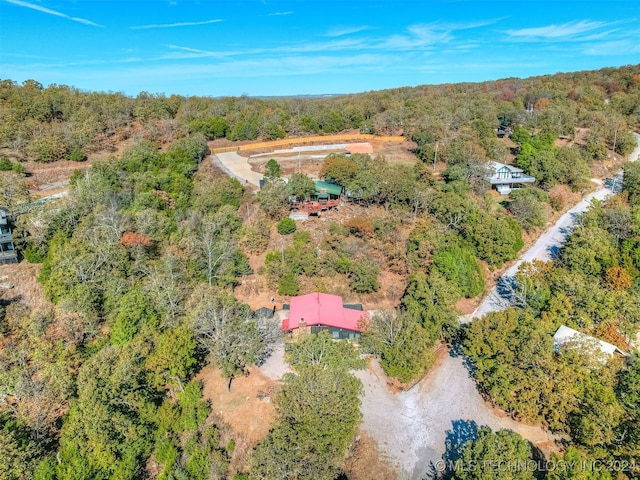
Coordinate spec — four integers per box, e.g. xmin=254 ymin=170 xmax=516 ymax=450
xmin=1 ymin=64 xmax=638 ymax=162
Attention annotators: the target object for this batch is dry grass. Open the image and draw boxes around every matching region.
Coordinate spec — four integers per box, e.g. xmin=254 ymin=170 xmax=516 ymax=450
xmin=0 ymin=262 xmax=51 ymax=311
xmin=342 ymin=431 xmax=398 ymax=480
xmin=197 ymin=364 xmax=278 ymax=448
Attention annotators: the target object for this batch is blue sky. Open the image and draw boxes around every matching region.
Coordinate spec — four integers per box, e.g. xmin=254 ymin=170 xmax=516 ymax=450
xmin=1 ymin=0 xmax=639 ymax=97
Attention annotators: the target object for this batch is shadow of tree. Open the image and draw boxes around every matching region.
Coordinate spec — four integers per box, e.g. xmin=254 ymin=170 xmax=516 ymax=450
xmin=422 ymin=419 xmax=480 ymax=479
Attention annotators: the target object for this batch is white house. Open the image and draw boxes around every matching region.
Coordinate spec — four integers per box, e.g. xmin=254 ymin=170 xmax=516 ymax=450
xmin=487 ymin=162 xmax=536 ymax=195
xmin=553 ymin=325 xmax=627 ymax=362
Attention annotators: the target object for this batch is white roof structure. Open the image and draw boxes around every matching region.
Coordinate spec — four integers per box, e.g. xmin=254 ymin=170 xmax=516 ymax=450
xmin=553 ymin=325 xmax=627 ymax=359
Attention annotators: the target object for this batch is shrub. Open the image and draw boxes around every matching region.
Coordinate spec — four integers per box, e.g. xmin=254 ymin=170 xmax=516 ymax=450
xmin=278 ymin=271 xmax=299 ymax=296
xmin=265 ymin=159 xmax=281 ymax=179
xmin=277 ymin=217 xmax=297 ymax=235
xmin=23 ymin=245 xmax=44 ymax=263
xmin=69 ymin=147 xmax=87 ymax=162
xmin=348 ymin=258 xmax=380 ymax=293
xmin=11 ymin=162 xmax=26 ymax=174
xmin=345 ymin=216 xmax=375 ymax=238
xmin=0 ymin=157 xmax=12 ymax=170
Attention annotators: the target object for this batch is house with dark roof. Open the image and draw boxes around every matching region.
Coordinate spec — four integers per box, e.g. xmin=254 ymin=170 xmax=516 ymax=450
xmin=281 ymin=292 xmax=365 ymax=339
xmin=486 ymin=162 xmax=535 ymax=195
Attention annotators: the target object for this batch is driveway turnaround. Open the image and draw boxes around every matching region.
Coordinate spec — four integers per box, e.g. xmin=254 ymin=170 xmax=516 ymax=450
xmin=212 ymin=151 xmax=263 ymax=187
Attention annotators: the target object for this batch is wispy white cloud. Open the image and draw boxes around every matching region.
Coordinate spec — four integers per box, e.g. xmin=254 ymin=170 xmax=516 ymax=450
xmin=5 ymin=0 xmax=103 ymax=27
xmin=161 ymin=22 xmax=464 ymax=62
xmin=583 ymin=39 xmax=640 ymax=56
xmin=445 ymin=17 xmax=507 ymax=31
xmin=163 ymin=38 xmax=368 ymax=60
xmin=326 ymin=25 xmax=371 ymax=37
xmin=382 ymin=23 xmax=452 ymax=49
xmin=131 ymin=18 xmax=223 ymax=30
xmin=267 ymin=11 xmax=293 ymax=16
xmin=505 ymin=20 xmax=611 ymax=41
xmin=163 ymin=44 xmax=258 ymax=59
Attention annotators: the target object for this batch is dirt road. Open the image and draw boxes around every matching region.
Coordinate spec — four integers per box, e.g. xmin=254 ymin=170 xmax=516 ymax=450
xmin=258 ymin=133 xmax=640 ymax=480
xmin=355 ymin=353 xmax=558 ymax=480
xmin=355 ymin=132 xmax=640 ymax=479
xmin=471 ymin=132 xmax=640 ymax=320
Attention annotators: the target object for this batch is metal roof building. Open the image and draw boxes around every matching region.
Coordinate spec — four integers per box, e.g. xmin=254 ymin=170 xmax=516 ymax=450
xmin=282 ymin=292 xmax=365 ymax=339
xmin=553 ymin=325 xmax=627 ymax=360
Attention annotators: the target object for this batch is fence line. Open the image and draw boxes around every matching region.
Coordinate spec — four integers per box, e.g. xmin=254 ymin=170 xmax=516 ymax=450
xmin=210 ymin=134 xmax=406 ymax=154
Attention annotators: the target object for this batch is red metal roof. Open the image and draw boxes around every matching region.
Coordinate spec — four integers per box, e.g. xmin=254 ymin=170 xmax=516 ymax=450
xmin=281 ymin=292 xmax=365 ymax=332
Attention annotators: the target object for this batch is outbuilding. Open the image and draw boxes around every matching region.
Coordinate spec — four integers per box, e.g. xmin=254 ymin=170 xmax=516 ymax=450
xmin=553 ymin=325 xmax=627 ymax=361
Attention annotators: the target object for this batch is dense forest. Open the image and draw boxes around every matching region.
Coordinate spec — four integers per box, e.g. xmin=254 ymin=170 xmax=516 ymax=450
xmin=0 ymin=64 xmax=639 ymax=480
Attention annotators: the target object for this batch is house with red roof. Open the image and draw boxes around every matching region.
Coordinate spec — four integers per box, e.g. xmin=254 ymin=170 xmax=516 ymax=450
xmin=281 ymin=292 xmax=366 ymax=340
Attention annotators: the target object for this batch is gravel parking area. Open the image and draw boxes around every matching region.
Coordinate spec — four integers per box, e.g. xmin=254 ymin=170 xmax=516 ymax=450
xmin=355 ymin=352 xmax=558 ymax=480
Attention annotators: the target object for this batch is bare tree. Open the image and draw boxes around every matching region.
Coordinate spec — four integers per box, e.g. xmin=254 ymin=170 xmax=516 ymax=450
xmin=189 ymin=287 xmax=265 ymax=391
xmin=144 ymin=255 xmax=187 ymax=328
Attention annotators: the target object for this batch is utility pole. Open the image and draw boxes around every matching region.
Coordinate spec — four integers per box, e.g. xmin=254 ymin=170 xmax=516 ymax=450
xmin=433 ymin=141 xmax=439 ymax=172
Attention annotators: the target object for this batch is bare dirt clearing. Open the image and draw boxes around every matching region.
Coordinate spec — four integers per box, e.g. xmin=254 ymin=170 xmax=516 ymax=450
xmin=212 ymin=135 xmax=416 ymax=188
xmin=198 ymin=364 xmax=278 ymax=447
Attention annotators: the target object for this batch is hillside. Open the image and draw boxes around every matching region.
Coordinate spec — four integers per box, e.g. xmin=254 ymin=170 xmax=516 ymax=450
xmin=0 ymin=65 xmax=639 ymax=480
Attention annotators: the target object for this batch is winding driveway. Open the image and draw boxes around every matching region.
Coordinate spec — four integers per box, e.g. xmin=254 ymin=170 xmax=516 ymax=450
xmin=355 ymin=132 xmax=640 ymax=479
xmin=472 ymin=132 xmax=640 ymax=320
xmin=260 ymin=134 xmax=640 ymax=480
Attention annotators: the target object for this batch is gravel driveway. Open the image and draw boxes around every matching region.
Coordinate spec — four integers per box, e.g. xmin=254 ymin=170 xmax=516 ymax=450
xmin=472 ymin=132 xmax=640 ymax=320
xmin=355 ymin=353 xmax=558 ymax=479
xmin=258 ymin=133 xmax=640 ymax=480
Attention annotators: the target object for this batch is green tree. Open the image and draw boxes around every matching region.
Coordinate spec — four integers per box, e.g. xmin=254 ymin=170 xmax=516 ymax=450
xmin=548 ymin=447 xmax=614 ymax=480
xmin=509 ymin=188 xmax=548 ymax=232
xmin=452 ymin=427 xmax=536 ymax=480
xmin=433 ymin=243 xmax=484 ymax=298
xmin=286 ymin=330 xmax=365 ymax=372
xmin=251 ymin=367 xmax=362 ymax=480
xmin=188 ymin=116 xmax=228 ymax=139
xmin=401 ymin=270 xmax=459 ymax=344
xmin=624 ymin=162 xmax=640 ymax=206
xmin=347 ymin=257 xmax=380 ymax=293
xmin=615 ymin=355 xmax=640 ymax=460
xmin=109 ymin=286 xmax=158 ymax=345
xmin=560 ymin=226 xmax=618 ymax=277
xmin=258 ymin=179 xmax=290 ymax=218
xmin=0 ymin=414 xmax=44 ymax=480
xmin=287 ymin=172 xmax=316 ymax=200
xmin=146 ymin=325 xmax=197 ymax=390
xmin=277 ymin=217 xmax=297 ymax=235
xmin=278 ymin=271 xmax=300 ymax=296
xmin=320 ymin=155 xmax=357 ymax=186
xmin=55 ymin=343 xmax=157 ymax=479
xmin=472 ymin=213 xmax=524 ymax=267
xmin=264 ymin=159 xmax=281 ymax=179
